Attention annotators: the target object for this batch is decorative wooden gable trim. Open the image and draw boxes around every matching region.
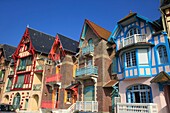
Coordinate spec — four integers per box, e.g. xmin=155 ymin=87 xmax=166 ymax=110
xmin=12 ymin=28 xmax=35 ymax=62
xmin=151 ymin=71 xmax=170 ymax=83
xmin=48 ymin=35 xmax=65 ymax=61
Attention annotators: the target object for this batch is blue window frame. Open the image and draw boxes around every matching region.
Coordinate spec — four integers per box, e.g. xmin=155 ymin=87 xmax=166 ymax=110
xmin=84 ymin=86 xmax=94 ymax=101
xmin=126 ymin=84 xmax=152 ymax=103
xmin=157 ymin=45 xmax=168 ymax=64
xmin=125 ymin=50 xmax=136 ymax=67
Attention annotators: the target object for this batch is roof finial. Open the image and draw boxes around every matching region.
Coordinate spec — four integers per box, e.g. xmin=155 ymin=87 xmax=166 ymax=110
xmin=130 ymin=10 xmax=132 ymax=14
xmin=27 ymin=24 xmax=29 ymax=28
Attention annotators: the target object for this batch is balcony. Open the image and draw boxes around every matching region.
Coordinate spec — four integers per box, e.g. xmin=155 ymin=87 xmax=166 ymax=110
xmin=76 ymin=66 xmax=98 ymax=78
xmin=76 ymin=101 xmax=98 ymax=112
xmin=82 ymin=44 xmax=94 ymax=56
xmin=119 ymin=34 xmax=147 ymax=49
xmin=33 ymin=84 xmax=41 ymax=91
xmin=116 ymin=103 xmax=158 ymax=113
xmin=46 ymin=74 xmax=61 ymax=84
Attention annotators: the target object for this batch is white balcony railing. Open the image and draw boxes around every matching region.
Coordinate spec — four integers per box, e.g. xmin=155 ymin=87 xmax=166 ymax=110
xmin=76 ymin=101 xmax=98 ymax=112
xmin=116 ymin=103 xmax=158 ymax=113
xmin=119 ymin=34 xmax=147 ymax=49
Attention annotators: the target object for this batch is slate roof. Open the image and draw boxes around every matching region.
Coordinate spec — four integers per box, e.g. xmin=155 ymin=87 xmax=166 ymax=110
xmin=118 ymin=12 xmax=136 ymax=23
xmin=85 ymin=19 xmax=111 ymax=40
xmin=160 ymin=0 xmax=170 ymax=8
xmin=0 ymin=44 xmax=16 ymax=61
xmin=28 ymin=28 xmax=55 ymax=54
xmin=58 ymin=33 xmax=79 ymax=53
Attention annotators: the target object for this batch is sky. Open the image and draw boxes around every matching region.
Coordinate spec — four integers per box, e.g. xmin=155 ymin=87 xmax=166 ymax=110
xmin=0 ymin=0 xmax=161 ymax=47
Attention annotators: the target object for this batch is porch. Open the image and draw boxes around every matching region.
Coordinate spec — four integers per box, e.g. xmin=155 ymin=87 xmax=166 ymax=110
xmin=75 ymin=101 xmax=98 ymax=112
xmin=116 ymin=103 xmax=158 ymax=113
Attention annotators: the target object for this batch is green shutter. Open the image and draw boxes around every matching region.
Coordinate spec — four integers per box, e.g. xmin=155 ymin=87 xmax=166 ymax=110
xmin=112 ymin=58 xmax=117 ymax=74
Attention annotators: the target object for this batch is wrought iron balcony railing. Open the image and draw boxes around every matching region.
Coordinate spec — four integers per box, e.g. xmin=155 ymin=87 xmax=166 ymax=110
xmin=76 ymin=66 xmax=98 ymax=77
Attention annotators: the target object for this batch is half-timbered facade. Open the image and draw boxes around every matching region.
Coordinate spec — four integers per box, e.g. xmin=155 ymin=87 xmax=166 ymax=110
xmin=2 ymin=27 xmax=56 ymax=112
xmin=108 ymin=12 xmax=170 ymax=113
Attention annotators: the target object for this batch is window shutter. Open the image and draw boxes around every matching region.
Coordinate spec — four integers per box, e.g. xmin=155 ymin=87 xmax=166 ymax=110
xmin=138 ymin=49 xmax=148 ymax=65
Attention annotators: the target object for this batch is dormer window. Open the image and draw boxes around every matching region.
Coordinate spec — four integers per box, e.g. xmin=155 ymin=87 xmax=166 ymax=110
xmin=126 ymin=27 xmax=140 ymax=37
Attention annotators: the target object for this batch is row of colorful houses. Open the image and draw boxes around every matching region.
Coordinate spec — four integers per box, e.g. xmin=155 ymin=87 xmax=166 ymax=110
xmin=0 ymin=1 xmax=170 ymax=113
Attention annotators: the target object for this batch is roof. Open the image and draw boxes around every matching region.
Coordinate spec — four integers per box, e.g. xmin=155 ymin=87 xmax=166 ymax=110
xmin=151 ymin=71 xmax=170 ymax=83
xmin=118 ymin=12 xmax=137 ymax=23
xmin=57 ymin=34 xmax=79 ymax=53
xmin=160 ymin=0 xmax=170 ymax=8
xmin=0 ymin=44 xmax=16 ymax=61
xmin=28 ymin=28 xmax=55 ymax=54
xmin=103 ymin=80 xmax=118 ymax=87
xmin=85 ymin=19 xmax=111 ymax=40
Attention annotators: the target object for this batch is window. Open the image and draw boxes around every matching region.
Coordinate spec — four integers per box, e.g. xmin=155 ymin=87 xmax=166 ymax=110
xmin=138 ymin=49 xmax=149 ymax=65
xmin=88 ymin=38 xmax=93 ymax=45
xmin=18 ymin=57 xmax=32 ymax=71
xmin=15 ymin=75 xmax=24 ymax=88
xmin=126 ymin=84 xmax=152 ymax=103
xmin=157 ymin=45 xmax=168 ymax=64
xmin=6 ymin=77 xmax=12 ymax=91
xmin=0 ymin=70 xmax=5 ymax=82
xmin=126 ymin=27 xmax=140 ymax=37
xmin=13 ymin=93 xmax=21 ymax=109
xmin=125 ymin=50 xmax=136 ymax=67
xmin=66 ymin=91 xmax=71 ymax=102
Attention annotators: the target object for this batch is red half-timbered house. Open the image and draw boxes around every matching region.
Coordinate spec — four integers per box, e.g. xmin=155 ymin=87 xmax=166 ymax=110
xmin=41 ymin=33 xmax=79 ymax=112
xmin=2 ymin=27 xmax=56 ymax=112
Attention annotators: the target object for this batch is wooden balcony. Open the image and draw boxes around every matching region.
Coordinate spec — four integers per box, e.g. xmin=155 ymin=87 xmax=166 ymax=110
xmin=76 ymin=101 xmax=98 ymax=112
xmin=82 ymin=44 xmax=94 ymax=56
xmin=119 ymin=34 xmax=147 ymax=49
xmin=76 ymin=66 xmax=98 ymax=79
xmin=45 ymin=74 xmax=62 ymax=85
xmin=116 ymin=103 xmax=158 ymax=113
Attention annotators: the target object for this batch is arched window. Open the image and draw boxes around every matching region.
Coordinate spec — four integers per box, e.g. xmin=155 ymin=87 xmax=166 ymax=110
xmin=126 ymin=27 xmax=140 ymax=37
xmin=157 ymin=45 xmax=168 ymax=64
xmin=13 ymin=93 xmax=21 ymax=109
xmin=88 ymin=38 xmax=93 ymax=45
xmin=126 ymin=84 xmax=152 ymax=103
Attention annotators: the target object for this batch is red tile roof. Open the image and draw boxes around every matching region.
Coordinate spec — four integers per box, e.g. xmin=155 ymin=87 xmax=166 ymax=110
xmin=85 ymin=19 xmax=111 ymax=40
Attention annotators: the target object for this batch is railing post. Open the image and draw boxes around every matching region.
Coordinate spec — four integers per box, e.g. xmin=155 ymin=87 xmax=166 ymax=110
xmin=148 ymin=104 xmax=153 ymax=113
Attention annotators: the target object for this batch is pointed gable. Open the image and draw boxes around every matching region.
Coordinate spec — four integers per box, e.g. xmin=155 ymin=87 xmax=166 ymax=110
xmin=28 ymin=28 xmax=55 ymax=54
xmin=85 ymin=19 xmax=111 ymax=40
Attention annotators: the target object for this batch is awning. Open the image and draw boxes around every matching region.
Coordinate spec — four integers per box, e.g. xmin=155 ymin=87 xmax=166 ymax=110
xmin=151 ymin=71 xmax=170 ymax=83
xmin=103 ymin=80 xmax=118 ymax=87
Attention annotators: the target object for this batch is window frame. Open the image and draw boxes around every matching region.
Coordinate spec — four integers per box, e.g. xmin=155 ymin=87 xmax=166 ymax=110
xmin=157 ymin=45 xmax=168 ymax=64
xmin=126 ymin=84 xmax=152 ymax=103
xmin=126 ymin=27 xmax=140 ymax=37
xmin=125 ymin=50 xmax=137 ymax=67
